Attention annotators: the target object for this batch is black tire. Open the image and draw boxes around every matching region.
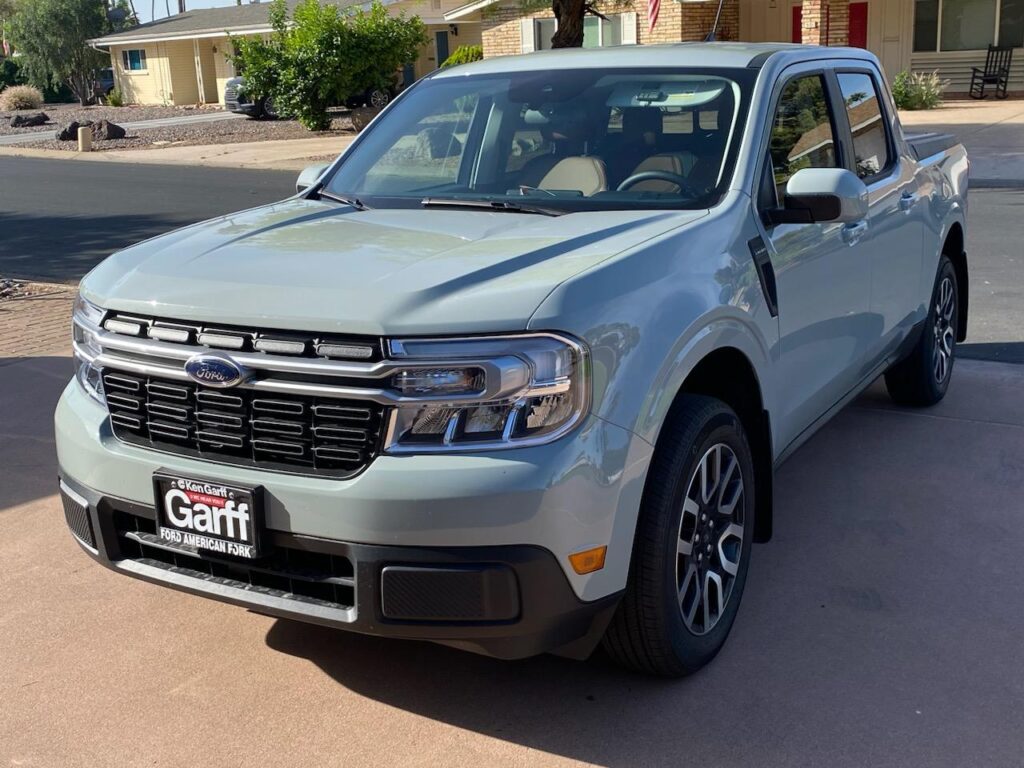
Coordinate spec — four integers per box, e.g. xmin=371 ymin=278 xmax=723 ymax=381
xmin=260 ymin=96 xmax=279 ymax=120
xmin=368 ymin=88 xmax=390 ymax=109
xmin=602 ymin=395 xmax=756 ymax=677
xmin=884 ymin=254 xmax=958 ymax=407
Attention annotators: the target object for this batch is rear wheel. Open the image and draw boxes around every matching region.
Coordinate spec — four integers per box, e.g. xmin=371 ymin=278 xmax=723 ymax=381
xmin=884 ymin=254 xmax=958 ymax=406
xmin=602 ymin=395 xmax=755 ymax=676
xmin=260 ymin=96 xmax=279 ymax=120
xmin=368 ymin=88 xmax=390 ymax=109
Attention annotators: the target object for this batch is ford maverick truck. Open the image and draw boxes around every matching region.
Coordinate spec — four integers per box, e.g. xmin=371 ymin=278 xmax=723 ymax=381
xmin=57 ymin=43 xmax=968 ymax=676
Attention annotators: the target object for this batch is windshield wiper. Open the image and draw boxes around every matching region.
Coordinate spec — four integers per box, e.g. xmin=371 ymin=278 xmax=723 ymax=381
xmin=421 ymin=197 xmax=564 ymax=217
xmin=316 ymin=189 xmax=372 ymax=210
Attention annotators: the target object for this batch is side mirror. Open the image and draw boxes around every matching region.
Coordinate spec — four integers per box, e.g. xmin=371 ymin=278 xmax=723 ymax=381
xmin=296 ymin=163 xmax=331 ymax=194
xmin=765 ymin=168 xmax=869 ymax=225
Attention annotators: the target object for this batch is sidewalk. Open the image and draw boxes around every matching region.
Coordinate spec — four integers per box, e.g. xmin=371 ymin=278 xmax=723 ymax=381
xmin=1 ymin=99 xmax=1019 ymax=180
xmin=899 ymin=100 xmax=1024 ymax=187
xmin=0 ymin=134 xmax=352 ymax=172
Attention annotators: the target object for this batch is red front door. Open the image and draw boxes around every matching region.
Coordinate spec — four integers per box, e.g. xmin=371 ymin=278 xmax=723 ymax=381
xmin=792 ymin=5 xmax=802 ymax=43
xmin=849 ymin=1 xmax=868 ymax=48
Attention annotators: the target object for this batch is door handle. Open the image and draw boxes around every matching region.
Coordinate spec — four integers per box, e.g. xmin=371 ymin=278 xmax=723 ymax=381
xmin=899 ymin=192 xmax=916 ymax=212
xmin=842 ymin=220 xmax=869 ymax=246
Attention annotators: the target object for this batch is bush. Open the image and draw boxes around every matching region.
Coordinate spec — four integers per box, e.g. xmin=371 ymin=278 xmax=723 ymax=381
xmin=232 ymin=0 xmax=426 ymax=131
xmin=892 ymin=70 xmax=947 ymax=110
xmin=0 ymin=84 xmax=45 ymax=110
xmin=1 ymin=58 xmax=26 ymax=90
xmin=106 ymin=88 xmax=124 ymax=107
xmin=441 ymin=44 xmax=482 ymax=68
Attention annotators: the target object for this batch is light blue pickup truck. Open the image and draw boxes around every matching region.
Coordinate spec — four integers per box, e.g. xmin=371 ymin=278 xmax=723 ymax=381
xmin=58 ymin=42 xmax=968 ymax=676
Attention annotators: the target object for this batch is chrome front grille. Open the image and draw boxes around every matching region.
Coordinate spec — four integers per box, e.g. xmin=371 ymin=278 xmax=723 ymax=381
xmin=104 ymin=371 xmax=383 ymax=477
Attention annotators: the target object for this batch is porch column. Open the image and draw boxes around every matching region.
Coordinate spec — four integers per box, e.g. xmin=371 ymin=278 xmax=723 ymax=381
xmin=801 ymin=0 xmax=849 ymax=47
xmin=193 ymin=38 xmax=206 ymax=105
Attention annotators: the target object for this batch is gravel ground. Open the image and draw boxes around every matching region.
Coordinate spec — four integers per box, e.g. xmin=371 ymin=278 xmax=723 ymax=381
xmin=0 ymin=277 xmax=70 ymax=302
xmin=0 ymin=103 xmax=224 ymax=135
xmin=18 ymin=114 xmax=356 ymax=151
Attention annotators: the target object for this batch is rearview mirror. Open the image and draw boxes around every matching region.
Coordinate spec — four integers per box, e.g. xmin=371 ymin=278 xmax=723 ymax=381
xmin=766 ymin=168 xmax=868 ymax=225
xmin=296 ymin=163 xmax=331 ymax=194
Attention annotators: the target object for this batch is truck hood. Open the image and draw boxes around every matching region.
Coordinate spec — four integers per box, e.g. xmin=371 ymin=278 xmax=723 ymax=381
xmin=82 ymin=198 xmax=707 ymax=335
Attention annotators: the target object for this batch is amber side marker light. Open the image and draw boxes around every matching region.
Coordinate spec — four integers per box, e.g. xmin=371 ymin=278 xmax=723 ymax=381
xmin=568 ymin=546 xmax=607 ymax=575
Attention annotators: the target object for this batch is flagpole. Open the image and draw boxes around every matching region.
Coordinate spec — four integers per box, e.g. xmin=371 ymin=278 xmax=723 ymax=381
xmin=705 ymin=0 xmax=725 ymax=41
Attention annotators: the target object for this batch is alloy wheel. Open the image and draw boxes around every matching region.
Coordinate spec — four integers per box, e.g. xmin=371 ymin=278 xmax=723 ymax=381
xmin=933 ymin=276 xmax=956 ymax=384
xmin=370 ymin=89 xmax=390 ymax=109
xmin=676 ymin=443 xmax=745 ymax=636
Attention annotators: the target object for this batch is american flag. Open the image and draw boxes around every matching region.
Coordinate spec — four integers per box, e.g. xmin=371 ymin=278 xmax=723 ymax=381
xmin=648 ymin=0 xmax=660 ymax=31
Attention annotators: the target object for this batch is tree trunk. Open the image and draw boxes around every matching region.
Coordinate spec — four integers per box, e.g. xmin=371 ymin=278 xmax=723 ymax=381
xmin=551 ymin=0 xmax=586 ymax=48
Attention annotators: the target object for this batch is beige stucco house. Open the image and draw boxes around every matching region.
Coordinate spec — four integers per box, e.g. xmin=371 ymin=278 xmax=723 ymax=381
xmin=89 ymin=0 xmax=483 ymax=106
xmin=446 ymin=0 xmax=1024 ymax=95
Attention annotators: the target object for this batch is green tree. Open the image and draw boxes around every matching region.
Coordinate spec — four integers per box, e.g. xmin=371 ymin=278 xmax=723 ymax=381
xmin=232 ymin=0 xmax=426 ymax=131
xmin=10 ymin=0 xmax=107 ymax=105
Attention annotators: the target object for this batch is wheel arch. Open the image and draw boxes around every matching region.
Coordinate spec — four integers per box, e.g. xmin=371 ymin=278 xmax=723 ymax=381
xmin=942 ymin=221 xmax=968 ymax=341
xmin=661 ymin=346 xmax=774 ymax=544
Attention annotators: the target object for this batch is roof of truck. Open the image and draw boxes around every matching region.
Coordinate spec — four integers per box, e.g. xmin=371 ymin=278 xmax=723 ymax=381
xmin=431 ymin=42 xmax=878 ymax=79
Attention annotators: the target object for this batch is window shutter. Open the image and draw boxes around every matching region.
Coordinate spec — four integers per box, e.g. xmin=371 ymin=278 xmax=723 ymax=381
xmin=620 ymin=12 xmax=638 ymax=45
xmin=520 ymin=18 xmax=536 ymax=53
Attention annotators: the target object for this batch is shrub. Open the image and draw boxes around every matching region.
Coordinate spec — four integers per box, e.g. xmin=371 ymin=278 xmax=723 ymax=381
xmin=1 ymin=58 xmax=26 ymax=90
xmin=441 ymin=44 xmax=482 ymax=68
xmin=0 ymin=84 xmax=45 ymax=110
xmin=892 ymin=70 xmax=947 ymax=110
xmin=232 ymin=0 xmax=427 ymax=131
xmin=106 ymin=88 xmax=124 ymax=107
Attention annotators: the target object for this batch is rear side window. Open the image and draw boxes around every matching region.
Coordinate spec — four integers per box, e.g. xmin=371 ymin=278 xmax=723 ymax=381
xmin=837 ymin=72 xmax=893 ymax=179
xmin=768 ymin=75 xmax=838 ymax=198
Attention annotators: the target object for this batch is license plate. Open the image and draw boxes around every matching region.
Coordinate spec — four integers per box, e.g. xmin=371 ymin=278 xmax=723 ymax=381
xmin=153 ymin=472 xmax=263 ymax=559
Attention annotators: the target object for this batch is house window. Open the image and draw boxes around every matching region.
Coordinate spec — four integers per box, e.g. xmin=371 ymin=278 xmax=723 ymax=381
xmin=535 ymin=14 xmax=623 ymax=50
xmin=121 ymin=49 xmax=147 ymax=71
xmin=913 ymin=0 xmax=1024 ymax=51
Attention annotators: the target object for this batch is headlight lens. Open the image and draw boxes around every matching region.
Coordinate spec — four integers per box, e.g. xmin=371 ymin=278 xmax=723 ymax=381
xmin=385 ymin=333 xmax=589 ymax=452
xmin=72 ymin=293 xmax=105 ymax=404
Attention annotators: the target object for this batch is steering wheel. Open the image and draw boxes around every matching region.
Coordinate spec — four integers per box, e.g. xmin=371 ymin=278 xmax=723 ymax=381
xmin=616 ymin=170 xmax=696 ymax=196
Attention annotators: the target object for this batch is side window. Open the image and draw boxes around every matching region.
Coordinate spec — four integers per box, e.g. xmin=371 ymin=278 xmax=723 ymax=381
xmin=836 ymin=72 xmax=893 ymax=179
xmin=768 ymin=74 xmax=838 ymax=199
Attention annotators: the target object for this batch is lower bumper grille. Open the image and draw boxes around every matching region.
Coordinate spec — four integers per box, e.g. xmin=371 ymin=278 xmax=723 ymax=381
xmin=61 ymin=486 xmax=94 ymax=548
xmin=102 ymin=371 xmax=385 ymax=478
xmin=113 ymin=510 xmax=356 ymax=610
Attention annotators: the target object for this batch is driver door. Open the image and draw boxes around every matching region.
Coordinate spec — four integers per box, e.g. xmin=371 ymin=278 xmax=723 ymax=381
xmin=757 ymin=69 xmax=874 ymax=450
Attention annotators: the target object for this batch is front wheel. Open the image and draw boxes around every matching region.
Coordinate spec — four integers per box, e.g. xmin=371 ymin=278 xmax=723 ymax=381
xmin=602 ymin=395 xmax=755 ymax=676
xmin=259 ymin=96 xmax=279 ymax=120
xmin=884 ymin=254 xmax=958 ymax=406
xmin=368 ymin=88 xmax=390 ymax=109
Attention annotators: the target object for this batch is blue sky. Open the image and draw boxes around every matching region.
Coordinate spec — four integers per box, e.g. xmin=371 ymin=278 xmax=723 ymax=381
xmin=135 ymin=0 xmax=240 ymax=25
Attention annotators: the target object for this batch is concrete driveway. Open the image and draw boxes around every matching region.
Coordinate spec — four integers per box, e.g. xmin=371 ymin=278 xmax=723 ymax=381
xmin=2 ymin=288 xmax=1023 ymax=767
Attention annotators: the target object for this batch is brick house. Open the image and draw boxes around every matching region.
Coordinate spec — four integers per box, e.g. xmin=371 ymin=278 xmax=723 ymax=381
xmin=446 ymin=0 xmax=1024 ymax=95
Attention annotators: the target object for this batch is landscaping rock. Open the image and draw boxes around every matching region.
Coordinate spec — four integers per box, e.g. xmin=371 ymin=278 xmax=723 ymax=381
xmin=92 ymin=119 xmax=126 ymax=140
xmin=56 ymin=120 xmax=93 ymax=141
xmin=10 ymin=112 xmax=49 ymax=128
xmin=350 ymin=107 xmax=380 ymax=132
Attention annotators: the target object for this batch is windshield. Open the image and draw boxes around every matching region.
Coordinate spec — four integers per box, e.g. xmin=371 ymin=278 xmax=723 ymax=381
xmin=323 ymin=67 xmax=755 ymax=213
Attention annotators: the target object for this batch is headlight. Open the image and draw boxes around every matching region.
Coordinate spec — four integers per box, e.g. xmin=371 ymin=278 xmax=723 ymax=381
xmin=72 ymin=293 xmax=105 ymax=405
xmin=385 ymin=333 xmax=589 ymax=452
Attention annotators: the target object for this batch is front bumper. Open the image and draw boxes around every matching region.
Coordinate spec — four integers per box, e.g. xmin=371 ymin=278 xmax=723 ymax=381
xmin=55 ymin=380 xmax=652 ymax=658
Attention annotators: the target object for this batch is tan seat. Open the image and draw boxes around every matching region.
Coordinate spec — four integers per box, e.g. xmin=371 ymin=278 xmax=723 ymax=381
xmin=627 ymin=152 xmax=699 ymax=193
xmin=538 ymin=157 xmax=608 ymax=197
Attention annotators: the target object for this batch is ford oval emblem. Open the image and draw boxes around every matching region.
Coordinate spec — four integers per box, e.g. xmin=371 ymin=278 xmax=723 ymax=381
xmin=184 ymin=353 xmax=247 ymax=389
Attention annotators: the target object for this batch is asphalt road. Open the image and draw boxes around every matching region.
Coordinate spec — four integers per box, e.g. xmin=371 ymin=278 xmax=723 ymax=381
xmin=0 ymin=156 xmax=294 ymax=281
xmin=0 ymin=155 xmax=1020 ymax=357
